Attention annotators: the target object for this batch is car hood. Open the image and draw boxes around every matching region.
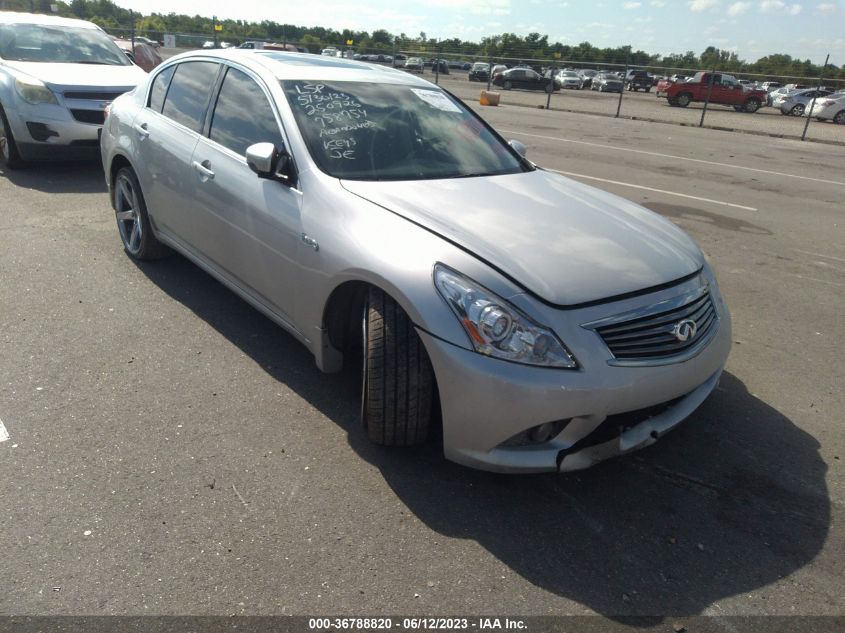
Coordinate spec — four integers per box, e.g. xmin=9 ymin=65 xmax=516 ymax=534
xmin=2 ymin=61 xmax=146 ymax=91
xmin=341 ymin=169 xmax=703 ymax=306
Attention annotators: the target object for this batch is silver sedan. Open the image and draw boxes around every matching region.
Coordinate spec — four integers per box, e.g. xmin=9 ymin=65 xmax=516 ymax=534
xmin=101 ymin=50 xmax=731 ymax=473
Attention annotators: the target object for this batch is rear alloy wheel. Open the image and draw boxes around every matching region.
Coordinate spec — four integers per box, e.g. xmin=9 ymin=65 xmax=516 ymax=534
xmin=676 ymin=93 xmax=692 ymax=107
xmin=361 ymin=287 xmax=434 ymax=447
xmin=743 ymin=98 xmax=761 ymax=113
xmin=113 ymin=167 xmax=170 ymax=260
xmin=834 ymin=110 xmax=845 ymax=125
xmin=0 ymin=104 xmax=26 ymax=170
xmin=790 ymin=104 xmax=805 ymax=116
xmin=503 ymin=80 xmax=512 ymax=90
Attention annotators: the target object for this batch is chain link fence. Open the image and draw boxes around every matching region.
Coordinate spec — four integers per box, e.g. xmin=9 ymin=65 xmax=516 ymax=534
xmin=107 ymin=25 xmax=845 ymax=144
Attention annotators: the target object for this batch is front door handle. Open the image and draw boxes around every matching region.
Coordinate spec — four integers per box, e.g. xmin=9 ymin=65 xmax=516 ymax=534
xmin=300 ymin=234 xmax=319 ymax=251
xmin=133 ymin=122 xmax=149 ymax=139
xmin=192 ymin=160 xmax=215 ymax=181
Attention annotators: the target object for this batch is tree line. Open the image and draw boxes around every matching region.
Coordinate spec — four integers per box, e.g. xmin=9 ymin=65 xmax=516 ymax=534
xmin=1 ymin=0 xmax=843 ymax=80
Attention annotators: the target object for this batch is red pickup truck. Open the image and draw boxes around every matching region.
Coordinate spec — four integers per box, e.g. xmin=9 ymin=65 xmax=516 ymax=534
xmin=657 ymin=72 xmax=768 ymax=113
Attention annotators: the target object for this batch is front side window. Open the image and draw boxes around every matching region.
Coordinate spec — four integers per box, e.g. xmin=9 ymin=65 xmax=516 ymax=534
xmin=161 ymin=61 xmax=219 ymax=133
xmin=209 ymin=67 xmax=283 ymax=156
xmin=0 ymin=23 xmax=130 ymax=65
xmin=283 ymin=80 xmax=529 ymax=181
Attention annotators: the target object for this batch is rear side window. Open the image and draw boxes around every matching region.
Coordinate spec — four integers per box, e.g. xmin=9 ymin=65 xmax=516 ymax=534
xmin=161 ymin=61 xmax=219 ymax=132
xmin=148 ymin=66 xmax=175 ymax=113
xmin=209 ymin=67 xmax=283 ymax=156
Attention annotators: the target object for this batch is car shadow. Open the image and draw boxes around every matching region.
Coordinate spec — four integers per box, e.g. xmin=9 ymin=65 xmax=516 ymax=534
xmin=0 ymin=160 xmax=106 ymax=194
xmin=133 ymin=254 xmax=830 ymax=620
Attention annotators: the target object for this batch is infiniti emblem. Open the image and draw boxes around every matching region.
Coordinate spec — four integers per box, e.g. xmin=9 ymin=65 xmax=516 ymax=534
xmin=672 ymin=319 xmax=698 ymax=342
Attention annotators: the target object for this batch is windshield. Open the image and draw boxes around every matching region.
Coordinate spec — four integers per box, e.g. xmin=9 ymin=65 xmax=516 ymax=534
xmin=0 ymin=23 xmax=130 ymax=65
xmin=283 ymin=80 xmax=529 ymax=181
xmin=562 ymin=71 xmax=578 ymax=77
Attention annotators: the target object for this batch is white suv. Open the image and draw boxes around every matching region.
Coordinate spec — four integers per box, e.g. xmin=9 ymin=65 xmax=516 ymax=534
xmin=0 ymin=11 xmax=146 ymax=169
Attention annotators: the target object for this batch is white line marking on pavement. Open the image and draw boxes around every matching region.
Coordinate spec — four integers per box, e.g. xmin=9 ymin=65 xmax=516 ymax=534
xmin=547 ymin=169 xmax=758 ymax=211
xmin=793 ymin=249 xmax=845 ymax=264
xmin=502 ymin=129 xmax=845 ymax=187
xmin=791 ymin=274 xmax=845 ymax=287
xmin=0 ymin=418 xmax=9 ymax=443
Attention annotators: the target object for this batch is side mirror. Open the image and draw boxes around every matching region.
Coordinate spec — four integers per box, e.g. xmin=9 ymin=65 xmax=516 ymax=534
xmin=509 ymin=139 xmax=527 ymax=157
xmin=246 ymin=142 xmax=296 ymax=185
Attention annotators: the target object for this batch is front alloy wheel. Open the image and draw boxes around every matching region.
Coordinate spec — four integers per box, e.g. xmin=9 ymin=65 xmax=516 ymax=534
xmin=791 ymin=104 xmax=805 ymax=116
xmin=0 ymin=104 xmax=25 ymax=170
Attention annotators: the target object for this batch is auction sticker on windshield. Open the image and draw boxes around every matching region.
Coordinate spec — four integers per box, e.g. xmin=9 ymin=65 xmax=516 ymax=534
xmin=410 ymin=88 xmax=462 ymax=112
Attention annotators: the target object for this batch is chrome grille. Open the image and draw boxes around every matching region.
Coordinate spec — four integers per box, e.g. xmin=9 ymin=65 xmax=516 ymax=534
xmin=589 ymin=286 xmax=718 ymax=362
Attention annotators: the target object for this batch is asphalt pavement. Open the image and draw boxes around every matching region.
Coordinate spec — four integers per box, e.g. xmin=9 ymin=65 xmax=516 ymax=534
xmin=0 ymin=104 xmax=842 ymax=621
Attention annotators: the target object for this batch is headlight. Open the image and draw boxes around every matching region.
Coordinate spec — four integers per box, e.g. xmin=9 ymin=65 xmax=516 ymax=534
xmin=15 ymin=76 xmax=58 ymax=105
xmin=434 ymin=264 xmax=578 ymax=369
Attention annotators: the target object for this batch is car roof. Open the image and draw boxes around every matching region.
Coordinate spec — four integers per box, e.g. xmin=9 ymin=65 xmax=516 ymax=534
xmin=0 ymin=10 xmax=101 ymax=29
xmin=170 ymin=49 xmax=435 ymax=87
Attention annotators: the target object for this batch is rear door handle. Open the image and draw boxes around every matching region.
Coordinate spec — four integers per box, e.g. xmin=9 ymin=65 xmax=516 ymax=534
xmin=192 ymin=160 xmax=215 ymax=181
xmin=133 ymin=122 xmax=149 ymax=139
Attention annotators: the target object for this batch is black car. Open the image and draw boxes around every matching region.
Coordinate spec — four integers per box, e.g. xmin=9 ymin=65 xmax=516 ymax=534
xmin=492 ymin=68 xmax=557 ymax=92
xmin=469 ymin=62 xmax=490 ymax=82
xmin=425 ymin=59 xmax=450 ymax=74
xmin=625 ymin=70 xmax=652 ymax=92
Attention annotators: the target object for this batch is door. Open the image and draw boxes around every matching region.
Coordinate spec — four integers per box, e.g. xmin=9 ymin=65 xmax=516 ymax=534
xmin=131 ymin=61 xmax=221 ymax=243
xmin=188 ymin=65 xmax=302 ymax=323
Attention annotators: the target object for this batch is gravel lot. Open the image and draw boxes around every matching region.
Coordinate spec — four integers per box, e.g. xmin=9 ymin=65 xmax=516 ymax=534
xmin=0 ymin=81 xmax=842 ymax=623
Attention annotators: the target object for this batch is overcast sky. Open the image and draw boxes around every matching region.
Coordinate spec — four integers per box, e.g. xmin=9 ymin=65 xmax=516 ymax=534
xmin=112 ymin=0 xmax=844 ymax=65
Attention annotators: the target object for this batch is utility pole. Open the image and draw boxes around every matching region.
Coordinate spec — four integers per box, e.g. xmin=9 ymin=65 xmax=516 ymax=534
xmin=699 ymin=59 xmax=717 ymax=127
xmin=129 ymin=9 xmax=135 ymax=52
xmin=802 ymin=53 xmax=830 ymax=141
xmin=616 ymin=45 xmax=630 ymax=118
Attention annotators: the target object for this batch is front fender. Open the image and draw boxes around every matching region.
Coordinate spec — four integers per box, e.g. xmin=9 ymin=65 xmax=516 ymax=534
xmin=294 ymin=172 xmax=529 ymax=370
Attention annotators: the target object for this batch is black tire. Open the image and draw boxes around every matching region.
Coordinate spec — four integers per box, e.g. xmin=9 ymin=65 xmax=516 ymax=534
xmin=668 ymin=97 xmax=679 ymax=107
xmin=0 ymin=103 xmax=26 ymax=170
xmin=676 ymin=93 xmax=692 ymax=107
xmin=503 ymin=80 xmax=512 ymax=90
xmin=645 ymin=87 xmax=651 ymax=93
xmin=743 ymin=98 xmax=761 ymax=113
xmin=790 ymin=104 xmax=805 ymax=116
xmin=834 ymin=110 xmax=845 ymax=125
xmin=362 ymin=287 xmax=434 ymax=447
xmin=112 ymin=166 xmax=170 ymax=260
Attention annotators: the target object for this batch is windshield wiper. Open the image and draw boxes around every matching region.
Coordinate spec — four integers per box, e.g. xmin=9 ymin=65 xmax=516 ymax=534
xmin=444 ymin=172 xmax=495 ymax=179
xmin=61 ymin=60 xmax=119 ymax=65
